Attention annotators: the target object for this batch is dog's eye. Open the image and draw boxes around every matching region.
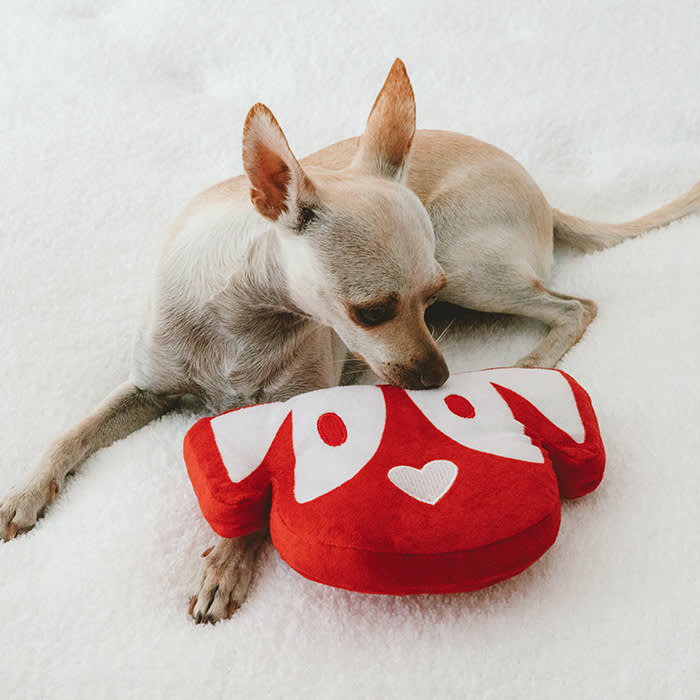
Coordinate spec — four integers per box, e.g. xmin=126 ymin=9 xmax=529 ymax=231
xmin=350 ymin=304 xmax=396 ymax=327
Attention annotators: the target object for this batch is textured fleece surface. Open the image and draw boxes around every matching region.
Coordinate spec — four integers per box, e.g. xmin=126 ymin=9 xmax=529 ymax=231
xmin=1 ymin=2 xmax=699 ymax=699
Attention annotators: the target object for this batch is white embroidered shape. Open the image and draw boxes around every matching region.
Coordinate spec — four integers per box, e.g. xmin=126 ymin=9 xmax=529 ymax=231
xmin=406 ymin=368 xmax=585 ymax=464
xmin=290 ymin=385 xmax=386 ymax=503
xmin=484 ymin=368 xmax=585 ymax=443
xmin=387 ymin=460 xmax=459 ymax=505
xmin=211 ymin=401 xmax=289 ymax=483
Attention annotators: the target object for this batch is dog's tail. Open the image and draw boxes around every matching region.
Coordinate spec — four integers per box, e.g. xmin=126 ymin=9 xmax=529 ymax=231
xmin=552 ymin=179 xmax=700 ymax=252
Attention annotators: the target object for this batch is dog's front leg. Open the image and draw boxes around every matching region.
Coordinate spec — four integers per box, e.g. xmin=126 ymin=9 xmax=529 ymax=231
xmin=0 ymin=382 xmax=178 ymax=540
xmin=187 ymin=328 xmax=348 ymax=623
xmin=189 ymin=529 xmax=268 ymax=624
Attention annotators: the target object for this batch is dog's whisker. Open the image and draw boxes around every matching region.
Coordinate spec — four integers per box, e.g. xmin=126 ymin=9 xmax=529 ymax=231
xmin=435 ymin=318 xmax=455 ymax=345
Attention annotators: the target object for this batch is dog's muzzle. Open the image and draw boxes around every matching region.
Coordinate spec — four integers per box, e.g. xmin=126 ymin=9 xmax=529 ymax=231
xmin=382 ymin=353 xmax=450 ymax=390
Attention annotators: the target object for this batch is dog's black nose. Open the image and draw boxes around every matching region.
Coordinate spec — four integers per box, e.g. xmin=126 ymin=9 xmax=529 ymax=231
xmin=420 ymin=356 xmax=450 ymax=388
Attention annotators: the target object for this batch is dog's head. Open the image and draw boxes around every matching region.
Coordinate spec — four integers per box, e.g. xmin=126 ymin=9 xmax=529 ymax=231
xmin=241 ymin=59 xmax=448 ymax=389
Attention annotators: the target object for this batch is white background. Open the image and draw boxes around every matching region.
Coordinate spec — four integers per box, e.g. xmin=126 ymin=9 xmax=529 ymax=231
xmin=1 ymin=1 xmax=698 ymax=698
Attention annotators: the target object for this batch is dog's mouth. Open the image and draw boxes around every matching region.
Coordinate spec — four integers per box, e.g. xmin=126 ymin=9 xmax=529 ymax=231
xmin=352 ymin=349 xmax=450 ymax=390
xmin=376 ymin=357 xmax=450 ymax=390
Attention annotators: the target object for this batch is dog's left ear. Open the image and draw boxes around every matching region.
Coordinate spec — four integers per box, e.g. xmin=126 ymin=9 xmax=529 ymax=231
xmin=352 ymin=58 xmax=416 ymax=181
xmin=242 ymin=103 xmax=318 ymax=230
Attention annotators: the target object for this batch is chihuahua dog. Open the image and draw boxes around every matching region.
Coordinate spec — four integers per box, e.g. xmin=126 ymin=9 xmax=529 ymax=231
xmin=2 ymin=59 xmax=699 ymax=622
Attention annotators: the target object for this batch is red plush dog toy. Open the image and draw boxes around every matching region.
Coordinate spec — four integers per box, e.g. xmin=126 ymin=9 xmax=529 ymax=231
xmin=184 ymin=368 xmax=605 ymax=594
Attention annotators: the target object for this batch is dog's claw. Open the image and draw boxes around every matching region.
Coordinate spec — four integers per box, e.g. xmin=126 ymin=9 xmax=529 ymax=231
xmin=49 ymin=480 xmax=59 ymax=504
xmin=201 ymin=546 xmax=214 ymax=558
xmin=7 ymin=522 xmax=19 ymax=540
xmin=225 ymin=600 xmax=239 ymax=619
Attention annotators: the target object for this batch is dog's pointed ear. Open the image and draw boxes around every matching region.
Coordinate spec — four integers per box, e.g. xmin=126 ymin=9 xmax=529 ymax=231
xmin=242 ymin=103 xmax=318 ymax=230
xmin=352 ymin=58 xmax=416 ymax=181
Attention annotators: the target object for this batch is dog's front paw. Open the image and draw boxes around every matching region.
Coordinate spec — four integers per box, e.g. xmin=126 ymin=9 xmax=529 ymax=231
xmin=188 ymin=531 xmax=267 ymax=624
xmin=0 ymin=478 xmax=60 ymax=541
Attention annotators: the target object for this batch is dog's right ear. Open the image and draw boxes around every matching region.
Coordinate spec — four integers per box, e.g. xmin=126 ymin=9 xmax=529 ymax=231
xmin=242 ymin=103 xmax=318 ymax=230
xmin=352 ymin=58 xmax=416 ymax=182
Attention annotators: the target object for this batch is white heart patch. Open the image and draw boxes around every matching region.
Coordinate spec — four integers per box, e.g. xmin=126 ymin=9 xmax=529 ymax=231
xmin=387 ymin=460 xmax=459 ymax=505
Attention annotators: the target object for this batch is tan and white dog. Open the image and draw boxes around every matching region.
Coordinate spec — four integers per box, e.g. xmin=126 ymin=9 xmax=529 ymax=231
xmin=2 ymin=59 xmax=699 ymax=622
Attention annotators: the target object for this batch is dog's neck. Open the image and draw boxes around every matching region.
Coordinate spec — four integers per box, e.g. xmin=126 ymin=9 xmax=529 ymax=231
xmin=201 ymin=230 xmax=337 ymax=408
xmin=149 ymin=223 xmax=343 ymax=412
xmin=221 ymin=228 xmax=309 ymax=324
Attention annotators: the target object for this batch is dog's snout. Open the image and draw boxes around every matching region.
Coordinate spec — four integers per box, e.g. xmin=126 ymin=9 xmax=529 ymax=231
xmin=419 ymin=354 xmax=450 ymax=388
xmin=380 ymin=351 xmax=449 ymax=390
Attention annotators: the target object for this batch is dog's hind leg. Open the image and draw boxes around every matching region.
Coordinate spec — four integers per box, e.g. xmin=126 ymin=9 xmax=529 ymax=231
xmin=0 ymin=382 xmax=179 ymax=540
xmin=442 ymin=265 xmax=597 ymax=368
xmin=504 ymin=281 xmax=598 ymax=367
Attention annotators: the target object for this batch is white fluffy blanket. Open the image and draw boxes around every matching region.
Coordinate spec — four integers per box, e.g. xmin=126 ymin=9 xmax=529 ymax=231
xmin=1 ymin=2 xmax=698 ymax=698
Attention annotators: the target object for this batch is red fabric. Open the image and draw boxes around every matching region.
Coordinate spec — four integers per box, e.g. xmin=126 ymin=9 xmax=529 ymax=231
xmin=183 ymin=369 xmax=605 ymax=595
